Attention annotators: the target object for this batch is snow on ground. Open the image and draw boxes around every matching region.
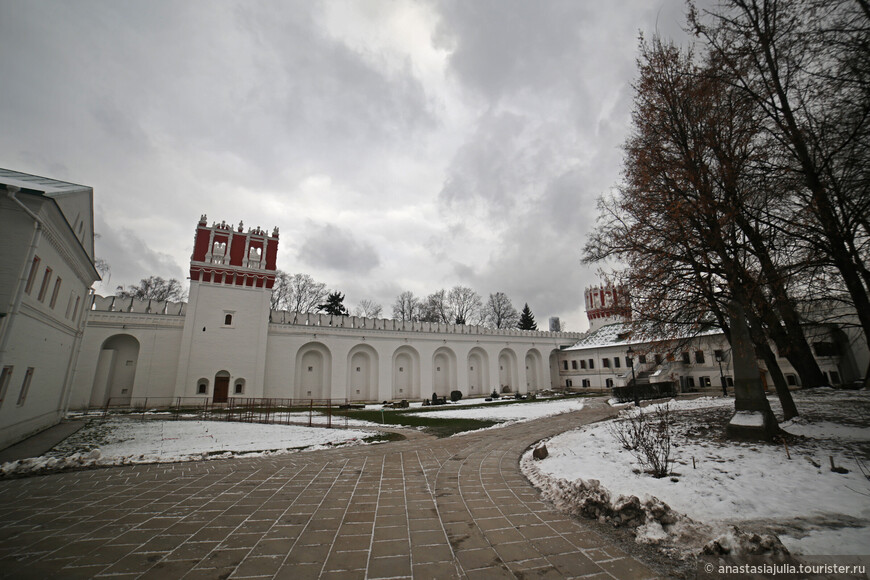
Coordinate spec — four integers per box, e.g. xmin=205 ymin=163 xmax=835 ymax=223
xmin=1 ymin=419 xmax=376 ymax=477
xmin=413 ymin=398 xmax=585 ymax=422
xmin=523 ymin=390 xmax=870 ymax=557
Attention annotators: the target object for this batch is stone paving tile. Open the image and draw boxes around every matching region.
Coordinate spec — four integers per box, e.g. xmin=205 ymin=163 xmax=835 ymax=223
xmin=0 ymin=400 xmax=669 ymax=579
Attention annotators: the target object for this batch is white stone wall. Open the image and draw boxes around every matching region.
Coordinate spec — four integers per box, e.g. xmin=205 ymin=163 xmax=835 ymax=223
xmin=71 ymin=295 xmax=580 ymax=406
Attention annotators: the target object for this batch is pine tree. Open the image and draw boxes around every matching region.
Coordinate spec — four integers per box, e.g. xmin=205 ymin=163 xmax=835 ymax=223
xmin=318 ymin=291 xmax=349 ymax=316
xmin=518 ymin=303 xmax=537 ymax=330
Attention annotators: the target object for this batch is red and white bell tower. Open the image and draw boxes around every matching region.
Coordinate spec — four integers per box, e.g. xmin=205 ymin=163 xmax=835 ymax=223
xmin=584 ymin=283 xmax=630 ymax=332
xmin=174 ymin=215 xmax=279 ymax=401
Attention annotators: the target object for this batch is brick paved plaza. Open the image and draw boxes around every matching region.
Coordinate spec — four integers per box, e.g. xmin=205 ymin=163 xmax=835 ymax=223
xmin=0 ymin=400 xmax=658 ymax=579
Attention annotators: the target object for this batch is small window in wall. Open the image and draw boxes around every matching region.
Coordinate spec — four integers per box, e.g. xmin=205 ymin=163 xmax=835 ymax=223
xmin=72 ymin=296 xmax=80 ymax=320
xmin=50 ymin=277 xmax=62 ymax=308
xmin=685 ymin=376 xmax=696 ymax=388
xmin=566 ymin=379 xmax=573 ymax=387
xmin=638 ymin=354 xmax=647 ymax=364
xmin=0 ymin=366 xmax=12 ymax=407
xmin=571 ymin=360 xmax=577 ymax=370
xmin=714 ymin=349 xmax=724 ymax=361
xmin=25 ymin=257 xmax=40 ymax=294
xmin=625 ymin=356 xmax=632 ymax=367
xmin=356 ymin=367 xmax=361 ymax=372
xmin=308 ymin=366 xmax=314 ymax=372
xmin=197 ymin=379 xmax=209 ymax=394
xmin=602 ymin=358 xmax=610 ymax=368
xmin=654 ymin=354 xmax=663 ymax=365
xmin=785 ymin=374 xmax=798 ymax=386
xmin=234 ymin=379 xmax=245 ymax=394
xmin=726 ymin=377 xmax=734 ymax=387
xmin=614 ymin=357 xmax=621 ymax=368
xmin=562 ymin=361 xmax=568 ymax=370
xmin=399 ymin=367 xmax=404 ymax=372
xmin=682 ymin=352 xmax=691 ymax=364
xmin=580 ymin=360 xmax=587 ymax=369
xmin=38 ymin=268 xmax=53 ymax=302
xmin=700 ymin=376 xmax=711 ymax=387
xmin=695 ymin=350 xmax=705 ymax=364
xmin=605 ymin=378 xmax=614 ymax=388
xmin=223 ymin=311 xmax=235 ymax=326
xmin=588 ymin=359 xmax=594 ymax=369
xmin=17 ymin=368 xmax=34 ymax=406
xmin=582 ymin=379 xmax=591 ymax=388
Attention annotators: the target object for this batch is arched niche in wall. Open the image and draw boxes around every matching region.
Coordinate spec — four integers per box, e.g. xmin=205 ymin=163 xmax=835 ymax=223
xmin=347 ymin=344 xmax=379 ymax=402
xmin=391 ymin=345 xmax=420 ymax=400
xmin=91 ymin=334 xmax=140 ymax=406
xmin=294 ymin=342 xmax=332 ymax=400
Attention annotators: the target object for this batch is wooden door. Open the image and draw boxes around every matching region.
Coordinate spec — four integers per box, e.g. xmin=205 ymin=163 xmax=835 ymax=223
xmin=214 ymin=376 xmax=229 ymax=403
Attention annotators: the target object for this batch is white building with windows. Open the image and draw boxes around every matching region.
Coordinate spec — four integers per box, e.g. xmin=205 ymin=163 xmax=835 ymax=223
xmin=0 ymin=170 xmax=100 ymax=449
xmin=556 ymin=284 xmax=868 ymax=394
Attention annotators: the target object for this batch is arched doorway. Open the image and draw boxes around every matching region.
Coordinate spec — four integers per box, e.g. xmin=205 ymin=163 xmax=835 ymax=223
xmin=432 ymin=347 xmax=457 ymax=396
xmin=499 ymin=348 xmax=517 ymax=393
xmin=467 ymin=347 xmax=489 ymax=396
xmin=214 ymin=370 xmax=230 ymax=403
xmin=91 ymin=334 xmax=140 ymax=406
xmin=295 ymin=342 xmax=332 ymax=400
xmin=347 ymin=344 xmax=378 ymax=401
xmin=392 ymin=346 xmax=420 ymax=400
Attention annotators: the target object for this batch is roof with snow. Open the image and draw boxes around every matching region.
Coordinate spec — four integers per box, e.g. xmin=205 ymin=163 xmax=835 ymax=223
xmin=563 ymin=322 xmax=724 ymax=351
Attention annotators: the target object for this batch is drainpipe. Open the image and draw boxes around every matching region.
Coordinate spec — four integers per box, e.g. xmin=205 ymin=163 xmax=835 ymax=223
xmin=0 ymin=187 xmax=43 ymax=366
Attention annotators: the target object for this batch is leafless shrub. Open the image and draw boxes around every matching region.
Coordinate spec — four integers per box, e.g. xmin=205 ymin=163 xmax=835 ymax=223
xmin=608 ymin=404 xmax=673 ymax=478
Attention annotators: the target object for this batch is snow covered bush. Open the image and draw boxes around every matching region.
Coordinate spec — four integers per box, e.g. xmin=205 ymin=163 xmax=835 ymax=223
xmin=607 ymin=403 xmax=673 ymax=477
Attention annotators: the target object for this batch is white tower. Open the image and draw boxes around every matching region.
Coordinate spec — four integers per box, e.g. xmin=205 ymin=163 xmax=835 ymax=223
xmin=174 ymin=216 xmax=279 ymax=401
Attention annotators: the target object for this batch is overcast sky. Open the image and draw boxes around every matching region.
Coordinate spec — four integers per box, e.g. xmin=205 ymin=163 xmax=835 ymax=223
xmin=0 ymin=0 xmax=701 ymax=332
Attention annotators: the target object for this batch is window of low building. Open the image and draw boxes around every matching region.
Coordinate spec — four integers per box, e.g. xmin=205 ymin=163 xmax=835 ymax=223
xmin=234 ymin=379 xmax=245 ymax=394
xmin=25 ymin=257 xmax=40 ymax=294
xmin=17 ymin=368 xmax=34 ymax=406
xmin=682 ymin=352 xmax=690 ymax=364
xmin=197 ymin=379 xmax=209 ymax=394
xmin=614 ymin=357 xmax=621 ymax=368
xmin=571 ymin=360 xmax=577 ymax=370
xmin=588 ymin=359 xmax=595 ymax=369
xmin=602 ymin=358 xmax=610 ymax=368
xmin=695 ymin=350 xmax=705 ymax=364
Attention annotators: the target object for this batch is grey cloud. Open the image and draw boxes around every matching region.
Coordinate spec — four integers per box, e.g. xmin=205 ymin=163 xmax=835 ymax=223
xmin=94 ymin=215 xmax=186 ymax=291
xmin=297 ymin=223 xmax=380 ymax=274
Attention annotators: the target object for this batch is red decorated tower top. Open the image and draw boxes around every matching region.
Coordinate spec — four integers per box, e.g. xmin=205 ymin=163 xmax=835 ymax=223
xmin=584 ymin=284 xmax=630 ymax=330
xmin=189 ymin=214 xmax=279 ymax=289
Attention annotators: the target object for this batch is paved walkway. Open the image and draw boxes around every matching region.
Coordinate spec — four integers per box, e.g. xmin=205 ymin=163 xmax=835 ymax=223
xmin=0 ymin=400 xmax=659 ymax=579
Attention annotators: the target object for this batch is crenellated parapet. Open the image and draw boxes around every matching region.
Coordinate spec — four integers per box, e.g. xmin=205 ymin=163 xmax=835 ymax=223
xmin=90 ymin=294 xmax=186 ymax=316
xmin=268 ymin=309 xmax=584 ymax=339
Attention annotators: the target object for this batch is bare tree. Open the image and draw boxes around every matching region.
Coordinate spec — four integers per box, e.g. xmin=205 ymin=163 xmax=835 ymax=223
xmin=482 ymin=292 xmax=520 ymax=329
xmin=270 ymin=270 xmax=292 ymax=310
xmin=392 ymin=291 xmax=420 ymax=321
xmin=448 ymin=285 xmax=482 ymax=325
xmin=353 ymin=299 xmax=383 ymax=318
xmin=117 ymin=276 xmax=187 ymax=302
xmin=270 ymin=272 xmax=328 ymax=313
xmin=690 ymin=0 xmax=870 ymax=346
xmin=420 ymin=289 xmax=450 ymax=323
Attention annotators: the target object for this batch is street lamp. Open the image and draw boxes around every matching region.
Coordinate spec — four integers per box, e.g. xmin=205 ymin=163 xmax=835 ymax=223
xmin=627 ymin=345 xmax=639 ymax=407
xmin=716 ymin=350 xmax=728 ymax=397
